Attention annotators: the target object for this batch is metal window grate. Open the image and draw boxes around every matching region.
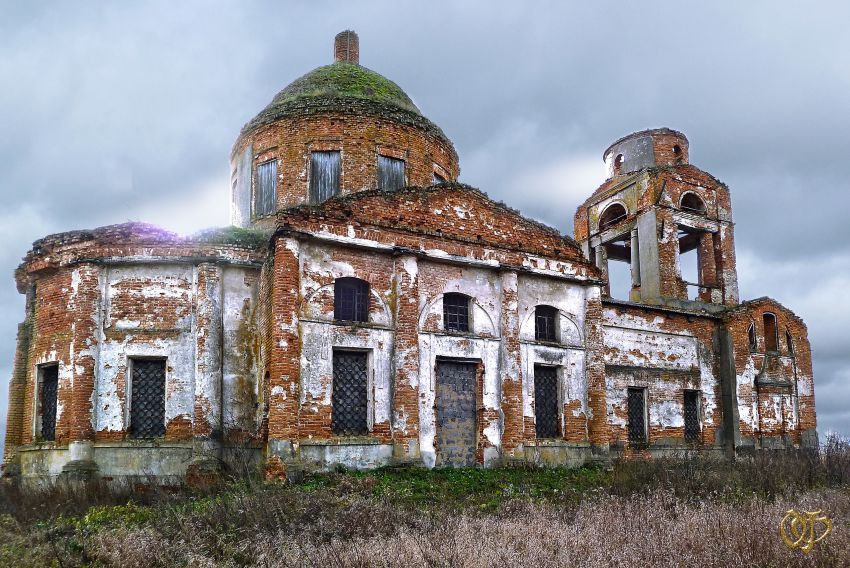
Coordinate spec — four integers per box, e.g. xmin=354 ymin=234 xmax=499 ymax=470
xmin=534 ymin=365 xmax=559 ymax=438
xmin=255 ymin=160 xmax=277 ymax=216
xmin=684 ymin=390 xmax=700 ymax=443
xmin=332 ymin=351 xmax=368 ymax=436
xmin=334 ymin=278 xmax=369 ymax=322
xmin=40 ymin=365 xmax=58 ymax=441
xmin=627 ymin=388 xmax=647 ymax=444
xmin=130 ymin=359 xmax=166 ymax=439
xmin=310 ymin=151 xmax=341 ymax=204
xmin=377 ymin=155 xmax=405 ymax=191
xmin=443 ymin=293 xmax=470 ymax=332
xmin=535 ymin=305 xmax=558 ymax=342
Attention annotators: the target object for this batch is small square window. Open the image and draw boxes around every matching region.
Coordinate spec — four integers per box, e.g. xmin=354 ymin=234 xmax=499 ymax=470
xmin=535 ymin=305 xmax=558 ymax=342
xmin=443 ymin=293 xmax=470 ymax=332
xmin=255 ymin=160 xmax=277 ymax=216
xmin=334 ymin=278 xmax=369 ymax=322
xmin=378 ymin=155 xmax=405 ymax=191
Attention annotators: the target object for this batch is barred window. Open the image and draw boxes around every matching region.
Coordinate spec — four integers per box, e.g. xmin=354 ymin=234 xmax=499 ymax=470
xmin=38 ymin=364 xmax=59 ymax=441
xmin=377 ymin=155 xmax=405 ymax=191
xmin=334 ymin=278 xmax=369 ymax=322
xmin=443 ymin=293 xmax=470 ymax=332
xmin=534 ymin=365 xmax=559 ymax=438
xmin=332 ymin=351 xmax=368 ymax=436
xmin=535 ymin=305 xmax=558 ymax=342
xmin=684 ymin=390 xmax=701 ymax=443
xmin=627 ymin=387 xmax=647 ymax=444
xmin=129 ymin=359 xmax=166 ymax=439
xmin=310 ymin=151 xmax=341 ymax=204
xmin=255 ymin=160 xmax=277 ymax=216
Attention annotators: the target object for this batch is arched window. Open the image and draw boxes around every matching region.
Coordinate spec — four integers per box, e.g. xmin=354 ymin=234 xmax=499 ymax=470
xmin=613 ymin=154 xmax=624 ymax=175
xmin=680 ymin=192 xmax=706 ymax=214
xmin=786 ymin=329 xmax=794 ymax=356
xmin=599 ymin=203 xmax=627 ymax=230
xmin=535 ymin=305 xmax=559 ymax=342
xmin=673 ymin=145 xmax=683 ymax=164
xmin=334 ymin=278 xmax=369 ymax=322
xmin=747 ymin=323 xmax=757 ymax=351
xmin=763 ymin=313 xmax=778 ymax=352
xmin=443 ymin=293 xmax=471 ymax=332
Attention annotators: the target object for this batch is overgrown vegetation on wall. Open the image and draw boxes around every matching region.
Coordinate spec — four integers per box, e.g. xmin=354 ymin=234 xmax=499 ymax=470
xmin=1 ymin=435 xmax=848 ymax=567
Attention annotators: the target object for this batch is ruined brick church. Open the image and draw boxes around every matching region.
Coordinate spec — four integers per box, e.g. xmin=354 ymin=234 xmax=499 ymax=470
xmin=3 ymin=31 xmax=817 ymax=481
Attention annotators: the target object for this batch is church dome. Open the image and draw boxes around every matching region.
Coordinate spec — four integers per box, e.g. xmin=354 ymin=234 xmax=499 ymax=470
xmin=251 ymin=62 xmax=420 ymax=120
xmin=229 ymin=30 xmax=459 ymax=228
xmin=236 ymin=31 xmax=451 ymax=148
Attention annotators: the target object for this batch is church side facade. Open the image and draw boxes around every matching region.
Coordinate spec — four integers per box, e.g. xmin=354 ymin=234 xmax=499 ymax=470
xmin=2 ymin=32 xmax=817 ymax=482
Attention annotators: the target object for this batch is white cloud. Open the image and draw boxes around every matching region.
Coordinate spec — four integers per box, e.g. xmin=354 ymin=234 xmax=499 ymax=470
xmin=131 ymin=174 xmax=230 ymax=235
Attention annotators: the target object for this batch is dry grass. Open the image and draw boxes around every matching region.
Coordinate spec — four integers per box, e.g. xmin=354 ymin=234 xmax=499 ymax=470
xmin=1 ymin=435 xmax=848 ymax=567
xmin=87 ymin=489 xmax=850 ymax=568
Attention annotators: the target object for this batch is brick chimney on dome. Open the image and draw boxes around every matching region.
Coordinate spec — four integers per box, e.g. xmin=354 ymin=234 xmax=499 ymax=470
xmin=334 ymin=30 xmax=359 ymax=64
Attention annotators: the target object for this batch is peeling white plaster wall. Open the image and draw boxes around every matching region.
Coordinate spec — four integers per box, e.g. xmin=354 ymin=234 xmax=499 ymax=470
xmin=299 ymin=322 xmax=393 ymax=428
xmin=601 ymin=308 xmax=718 ymax=437
xmin=95 ymin=265 xmax=195 ymax=433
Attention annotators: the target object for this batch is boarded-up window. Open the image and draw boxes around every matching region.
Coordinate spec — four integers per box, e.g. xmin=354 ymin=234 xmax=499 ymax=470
xmin=334 ymin=278 xmax=369 ymax=322
xmin=130 ymin=359 xmax=166 ymax=439
xmin=684 ymin=390 xmax=700 ymax=443
xmin=443 ymin=293 xmax=470 ymax=332
xmin=377 ymin=155 xmax=405 ymax=191
xmin=38 ymin=364 xmax=59 ymax=441
xmin=332 ymin=351 xmax=368 ymax=435
xmin=627 ymin=387 xmax=647 ymax=444
xmin=310 ymin=151 xmax=341 ymax=204
xmin=535 ymin=305 xmax=558 ymax=342
xmin=534 ymin=365 xmax=559 ymax=438
xmin=255 ymin=160 xmax=277 ymax=216
xmin=763 ymin=313 xmax=778 ymax=352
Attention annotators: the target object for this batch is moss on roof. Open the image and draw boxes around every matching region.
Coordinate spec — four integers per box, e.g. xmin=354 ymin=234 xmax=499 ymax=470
xmin=235 ymin=63 xmax=455 ymax=155
xmin=191 ymin=226 xmax=272 ymax=249
xmin=271 ymin=62 xmax=420 ymax=114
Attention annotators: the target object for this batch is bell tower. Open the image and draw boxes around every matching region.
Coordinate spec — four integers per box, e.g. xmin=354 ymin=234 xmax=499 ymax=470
xmin=574 ymin=128 xmax=739 ymax=310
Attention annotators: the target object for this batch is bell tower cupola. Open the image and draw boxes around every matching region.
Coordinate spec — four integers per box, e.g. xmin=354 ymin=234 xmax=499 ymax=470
xmin=574 ymin=128 xmax=739 ymax=310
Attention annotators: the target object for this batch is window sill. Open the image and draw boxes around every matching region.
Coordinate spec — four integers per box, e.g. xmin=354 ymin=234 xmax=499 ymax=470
xmin=526 ymin=439 xmax=589 ymax=448
xmin=301 ymin=437 xmax=383 ymax=446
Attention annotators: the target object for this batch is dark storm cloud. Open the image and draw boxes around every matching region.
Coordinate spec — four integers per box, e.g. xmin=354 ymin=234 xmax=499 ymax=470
xmin=0 ymin=1 xmax=847 ymax=442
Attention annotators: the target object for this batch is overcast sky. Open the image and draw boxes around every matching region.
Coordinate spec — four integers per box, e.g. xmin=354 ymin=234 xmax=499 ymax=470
xmin=1 ymin=1 xmax=848 ymax=447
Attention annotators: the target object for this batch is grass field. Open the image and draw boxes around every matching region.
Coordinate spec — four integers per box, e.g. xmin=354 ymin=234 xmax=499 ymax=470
xmin=1 ymin=438 xmax=848 ymax=567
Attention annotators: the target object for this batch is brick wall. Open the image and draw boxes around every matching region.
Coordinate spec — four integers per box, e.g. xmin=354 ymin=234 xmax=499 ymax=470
xmin=231 ymin=112 xmax=459 ymax=227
